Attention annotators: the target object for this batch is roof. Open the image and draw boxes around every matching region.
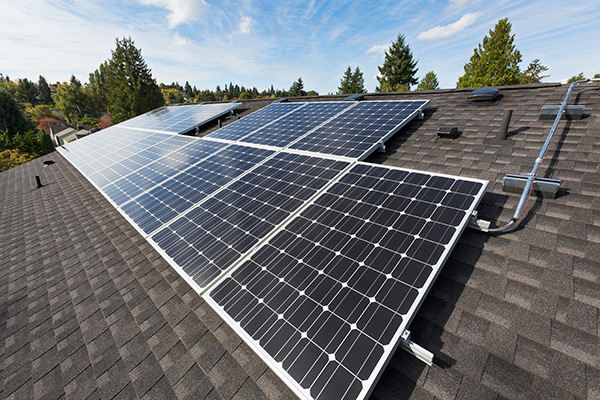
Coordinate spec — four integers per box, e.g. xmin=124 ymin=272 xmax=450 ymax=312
xmin=2 ymin=82 xmax=600 ymax=399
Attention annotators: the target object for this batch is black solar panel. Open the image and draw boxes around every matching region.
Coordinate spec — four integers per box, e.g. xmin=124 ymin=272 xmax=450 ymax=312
xmin=208 ymin=163 xmax=486 ymax=400
xmin=208 ymin=103 xmax=305 ymax=142
xmin=151 ymin=152 xmax=351 ymax=291
xmin=289 ymin=100 xmax=428 ymax=159
xmin=240 ymin=102 xmax=353 ymax=147
xmin=118 ymin=103 xmax=242 ymax=133
xmin=120 ymin=144 xmax=274 ymax=234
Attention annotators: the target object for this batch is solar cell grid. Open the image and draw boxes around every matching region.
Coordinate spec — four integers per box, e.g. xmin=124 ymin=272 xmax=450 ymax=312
xmin=289 ymin=100 xmax=428 ymax=159
xmin=151 ymin=151 xmax=351 ymax=291
xmin=240 ymin=102 xmax=353 ymax=147
xmin=208 ymin=102 xmax=305 ymax=141
xmin=208 ymin=163 xmax=486 ymax=400
xmin=120 ymin=144 xmax=274 ymax=234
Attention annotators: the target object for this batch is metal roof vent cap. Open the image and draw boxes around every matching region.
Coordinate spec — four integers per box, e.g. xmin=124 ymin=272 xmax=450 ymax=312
xmin=344 ymin=94 xmax=364 ymax=101
xmin=468 ymin=87 xmax=499 ymax=101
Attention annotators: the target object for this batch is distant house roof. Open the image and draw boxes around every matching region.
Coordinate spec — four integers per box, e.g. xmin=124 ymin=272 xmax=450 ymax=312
xmin=2 ymin=82 xmax=599 ymax=399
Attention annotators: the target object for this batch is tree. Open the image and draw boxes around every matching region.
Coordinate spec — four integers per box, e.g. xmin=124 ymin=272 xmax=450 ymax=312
xmin=184 ymin=81 xmax=193 ymax=98
xmin=290 ymin=78 xmax=306 ymax=97
xmin=518 ymin=59 xmax=549 ymax=84
xmin=337 ymin=66 xmax=366 ymax=95
xmin=37 ymin=117 xmax=63 ymax=133
xmin=101 ymin=37 xmax=164 ymax=123
xmin=376 ymin=34 xmax=418 ymax=92
xmin=15 ymin=78 xmax=39 ymax=105
xmin=26 ymin=104 xmax=53 ymax=126
xmin=161 ymin=88 xmax=184 ymax=104
xmin=38 ymin=75 xmax=54 ymax=105
xmin=594 ymin=73 xmax=600 ymax=79
xmin=416 ymin=71 xmax=440 ymax=91
xmin=0 ymin=86 xmax=32 ymax=138
xmin=567 ymin=73 xmax=585 ymax=83
xmin=53 ymin=75 xmax=97 ymax=125
xmin=457 ymin=18 xmax=522 ymax=88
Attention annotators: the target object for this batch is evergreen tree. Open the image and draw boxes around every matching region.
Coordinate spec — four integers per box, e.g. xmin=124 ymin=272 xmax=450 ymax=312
xmin=101 ymin=37 xmax=164 ymax=124
xmin=567 ymin=73 xmax=585 ymax=83
xmin=518 ymin=59 xmax=549 ymax=84
xmin=184 ymin=81 xmax=193 ymax=98
xmin=38 ymin=75 xmax=54 ymax=105
xmin=15 ymin=78 xmax=39 ymax=105
xmin=376 ymin=34 xmax=418 ymax=92
xmin=350 ymin=67 xmax=366 ymax=94
xmin=0 ymin=86 xmax=32 ymax=138
xmin=338 ymin=66 xmax=353 ymax=94
xmin=290 ymin=78 xmax=306 ymax=97
xmin=457 ymin=18 xmax=522 ymax=88
xmin=416 ymin=71 xmax=440 ymax=90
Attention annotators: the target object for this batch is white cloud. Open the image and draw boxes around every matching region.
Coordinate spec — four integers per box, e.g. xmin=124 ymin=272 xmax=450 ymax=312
xmin=366 ymin=44 xmax=388 ymax=56
xmin=138 ymin=0 xmax=209 ymax=28
xmin=173 ymin=33 xmax=191 ymax=46
xmin=417 ymin=12 xmax=481 ymax=41
xmin=228 ymin=16 xmax=255 ymax=37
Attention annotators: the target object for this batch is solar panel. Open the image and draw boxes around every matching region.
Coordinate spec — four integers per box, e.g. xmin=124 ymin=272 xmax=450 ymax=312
xmin=239 ymin=102 xmax=353 ymax=147
xmin=289 ymin=100 xmax=429 ymax=160
xmin=120 ymin=144 xmax=275 ymax=235
xmin=208 ymin=103 xmax=305 ymax=142
xmin=207 ymin=163 xmax=486 ymax=400
xmin=118 ymin=103 xmax=242 ymax=133
xmin=151 ymin=152 xmax=351 ymax=291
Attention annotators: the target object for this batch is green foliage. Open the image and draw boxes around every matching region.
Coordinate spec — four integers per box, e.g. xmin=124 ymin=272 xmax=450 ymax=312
xmin=376 ymin=34 xmax=418 ymax=92
xmin=101 ymin=37 xmax=164 ymax=124
xmin=567 ymin=73 xmax=585 ymax=83
xmin=25 ymin=104 xmax=53 ymax=126
xmin=238 ymin=91 xmax=252 ymax=100
xmin=0 ymin=86 xmax=33 ymax=138
xmin=53 ymin=75 xmax=97 ymax=125
xmin=457 ymin=18 xmax=522 ymax=88
xmin=38 ymin=75 xmax=54 ymax=105
xmin=519 ymin=59 xmax=549 ymax=84
xmin=0 ymin=149 xmax=36 ymax=172
xmin=161 ymin=88 xmax=184 ymax=105
xmin=594 ymin=73 xmax=600 ymax=79
xmin=416 ymin=71 xmax=440 ymax=91
xmin=338 ymin=66 xmax=366 ymax=95
xmin=15 ymin=78 xmax=39 ymax=105
xmin=0 ymin=128 xmax=55 ymax=159
xmin=289 ymin=78 xmax=306 ymax=97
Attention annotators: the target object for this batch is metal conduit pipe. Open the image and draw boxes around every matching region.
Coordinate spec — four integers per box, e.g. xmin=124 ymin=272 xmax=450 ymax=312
xmin=488 ymin=78 xmax=599 ymax=233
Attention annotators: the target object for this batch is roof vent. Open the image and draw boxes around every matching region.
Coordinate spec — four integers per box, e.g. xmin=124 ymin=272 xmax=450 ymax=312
xmin=344 ymin=94 xmax=364 ymax=101
xmin=273 ymin=98 xmax=288 ymax=103
xmin=540 ymin=105 xmax=585 ymax=120
xmin=468 ymin=88 xmax=499 ymax=101
xmin=437 ymin=126 xmax=459 ymax=139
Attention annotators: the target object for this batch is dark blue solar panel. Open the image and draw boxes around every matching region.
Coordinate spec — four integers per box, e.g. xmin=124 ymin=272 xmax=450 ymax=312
xmin=121 ymin=144 xmax=275 ymax=234
xmin=208 ymin=103 xmax=305 ymax=141
xmin=208 ymin=162 xmax=486 ymax=400
xmin=151 ymin=152 xmax=350 ymax=290
xmin=240 ymin=102 xmax=353 ymax=147
xmin=289 ymin=100 xmax=428 ymax=159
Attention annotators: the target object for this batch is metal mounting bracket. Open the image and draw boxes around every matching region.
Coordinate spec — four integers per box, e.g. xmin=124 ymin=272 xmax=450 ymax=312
xmin=468 ymin=211 xmax=491 ymax=232
xmin=502 ymin=173 xmax=561 ymax=198
xmin=416 ymin=110 xmax=425 ymax=120
xmin=377 ymin=142 xmax=386 ymax=153
xmin=399 ymin=330 xmax=433 ymax=365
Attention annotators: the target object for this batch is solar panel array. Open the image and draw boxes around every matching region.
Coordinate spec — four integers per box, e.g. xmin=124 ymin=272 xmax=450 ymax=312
xmin=58 ymin=99 xmax=488 ymax=400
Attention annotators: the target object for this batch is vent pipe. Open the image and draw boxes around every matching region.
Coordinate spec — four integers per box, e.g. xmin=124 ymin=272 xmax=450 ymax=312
xmin=495 ymin=110 xmax=513 ymax=141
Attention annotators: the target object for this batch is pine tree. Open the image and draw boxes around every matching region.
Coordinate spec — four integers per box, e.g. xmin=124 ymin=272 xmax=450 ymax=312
xmin=337 ymin=67 xmax=353 ymax=94
xmin=350 ymin=67 xmax=366 ymax=94
xmin=518 ymin=59 xmax=549 ymax=84
xmin=53 ymin=75 xmax=96 ymax=125
xmin=376 ymin=34 xmax=418 ymax=92
xmin=38 ymin=76 xmax=53 ymax=105
xmin=567 ymin=73 xmax=585 ymax=84
xmin=457 ymin=18 xmax=522 ymax=88
xmin=184 ymin=81 xmax=193 ymax=98
xmin=290 ymin=78 xmax=306 ymax=97
xmin=15 ymin=78 xmax=39 ymax=105
xmin=416 ymin=71 xmax=440 ymax=91
xmin=101 ymin=37 xmax=164 ymax=124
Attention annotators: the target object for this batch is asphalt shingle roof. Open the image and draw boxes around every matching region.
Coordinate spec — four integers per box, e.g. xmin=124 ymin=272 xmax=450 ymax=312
xmin=2 ymin=82 xmax=599 ymax=399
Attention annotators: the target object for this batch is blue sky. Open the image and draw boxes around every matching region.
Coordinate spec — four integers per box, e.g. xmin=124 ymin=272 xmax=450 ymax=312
xmin=1 ymin=0 xmax=598 ymax=94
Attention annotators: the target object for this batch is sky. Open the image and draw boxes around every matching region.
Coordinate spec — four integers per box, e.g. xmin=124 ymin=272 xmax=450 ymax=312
xmin=1 ymin=0 xmax=599 ymax=94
